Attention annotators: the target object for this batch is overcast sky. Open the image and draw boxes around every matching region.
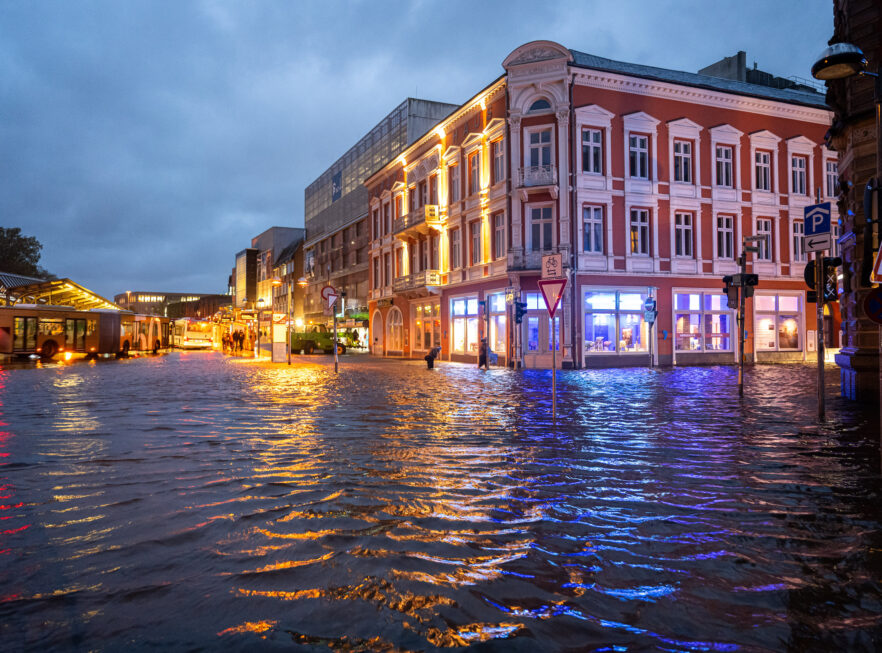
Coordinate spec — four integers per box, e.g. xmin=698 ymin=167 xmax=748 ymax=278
xmin=1 ymin=0 xmax=834 ymax=299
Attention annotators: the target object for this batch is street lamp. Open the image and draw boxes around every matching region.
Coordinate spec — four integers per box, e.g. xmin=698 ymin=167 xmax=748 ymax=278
xmin=812 ymin=42 xmax=881 ymax=286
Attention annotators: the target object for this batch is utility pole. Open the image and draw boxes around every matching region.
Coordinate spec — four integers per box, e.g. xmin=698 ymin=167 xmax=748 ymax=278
xmin=815 ymin=188 xmax=825 ymax=420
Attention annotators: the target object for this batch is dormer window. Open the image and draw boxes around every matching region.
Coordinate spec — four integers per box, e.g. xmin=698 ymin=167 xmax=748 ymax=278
xmin=529 ymin=99 xmax=551 ymax=112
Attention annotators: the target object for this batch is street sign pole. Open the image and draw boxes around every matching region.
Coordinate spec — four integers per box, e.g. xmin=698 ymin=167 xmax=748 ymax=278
xmin=552 ymin=313 xmax=556 ymax=419
xmin=739 ymin=253 xmax=745 ymax=397
xmin=333 ymin=298 xmax=339 ymax=374
xmin=538 ymin=277 xmax=567 ymax=419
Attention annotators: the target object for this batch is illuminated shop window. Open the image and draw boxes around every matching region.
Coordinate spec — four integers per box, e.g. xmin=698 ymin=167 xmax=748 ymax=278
xmin=755 ymin=294 xmax=802 ymax=351
xmin=583 ymin=289 xmax=649 ymax=354
xmin=488 ymin=293 xmax=506 ymax=354
xmin=674 ymin=292 xmax=733 ymax=352
xmin=411 ymin=301 xmax=440 ymax=352
xmin=450 ymin=296 xmax=479 ymax=354
xmin=523 ymin=291 xmax=561 ymax=354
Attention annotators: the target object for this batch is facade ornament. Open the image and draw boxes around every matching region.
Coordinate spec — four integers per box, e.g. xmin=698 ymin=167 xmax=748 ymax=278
xmin=508 ymin=46 xmax=566 ymax=66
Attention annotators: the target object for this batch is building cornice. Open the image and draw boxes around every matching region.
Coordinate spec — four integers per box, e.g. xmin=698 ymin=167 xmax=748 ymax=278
xmin=571 ymin=69 xmax=832 ymax=126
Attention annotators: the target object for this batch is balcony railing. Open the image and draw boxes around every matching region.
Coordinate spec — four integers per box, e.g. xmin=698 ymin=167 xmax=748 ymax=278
xmin=392 ymin=269 xmax=442 ymax=293
xmin=519 ymin=164 xmax=557 ymax=187
xmin=393 ymin=205 xmax=442 ymax=235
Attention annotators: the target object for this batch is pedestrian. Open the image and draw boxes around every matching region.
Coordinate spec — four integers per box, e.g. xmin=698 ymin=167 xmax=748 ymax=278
xmin=478 ymin=338 xmax=489 ymax=369
xmin=425 ymin=345 xmax=441 ymax=369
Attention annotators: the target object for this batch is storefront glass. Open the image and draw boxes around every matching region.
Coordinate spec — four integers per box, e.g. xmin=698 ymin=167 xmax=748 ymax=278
xmin=584 ymin=289 xmax=648 ymax=354
xmin=755 ymin=294 xmax=802 ymax=351
xmin=674 ymin=291 xmax=733 ymax=352
xmin=451 ymin=296 xmax=480 ymax=354
xmin=488 ymin=293 xmax=506 ymax=354
xmin=411 ymin=301 xmax=440 ymax=351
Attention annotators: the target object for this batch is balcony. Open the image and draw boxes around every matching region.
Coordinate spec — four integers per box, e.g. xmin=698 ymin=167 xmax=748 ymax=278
xmin=393 ymin=205 xmax=442 ymax=238
xmin=392 ymin=269 xmax=442 ymax=297
xmin=517 ymin=165 xmax=558 ymax=200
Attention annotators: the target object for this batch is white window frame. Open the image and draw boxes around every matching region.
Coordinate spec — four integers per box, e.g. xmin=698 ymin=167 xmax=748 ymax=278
xmin=756 ymin=218 xmax=773 ymax=261
xmin=715 ymin=145 xmax=733 ymax=188
xmin=529 ymin=205 xmax=554 ymax=252
xmin=792 ymin=220 xmax=806 ymax=262
xmin=673 ymin=291 xmax=735 ymax=353
xmin=755 ymin=151 xmax=771 ymax=192
xmin=470 ymin=220 xmax=482 ymax=265
xmin=583 ymin=205 xmax=603 ymax=254
xmin=673 ymin=140 xmax=692 ymax=183
xmin=674 ymin=212 xmax=694 ymax=258
xmin=450 ymin=295 xmax=480 ymax=354
xmin=450 ymin=227 xmax=461 ymax=270
xmin=469 ymin=151 xmax=480 ymax=196
xmin=825 ymin=159 xmax=838 ymax=198
xmin=754 ymin=293 xmax=803 ymax=352
xmin=791 ymin=155 xmax=807 ymax=196
xmin=527 ymin=127 xmax=553 ymax=169
xmin=628 ymin=134 xmax=649 ymax=179
xmin=629 ymin=208 xmax=650 ymax=256
xmin=716 ymin=214 xmax=734 ymax=260
xmin=582 ymin=288 xmax=651 ymax=355
xmin=582 ymin=127 xmax=602 ymax=174
xmin=493 ymin=212 xmax=505 ymax=260
xmin=492 ymin=139 xmax=505 ymax=185
xmin=449 ymin=164 xmax=460 ymax=203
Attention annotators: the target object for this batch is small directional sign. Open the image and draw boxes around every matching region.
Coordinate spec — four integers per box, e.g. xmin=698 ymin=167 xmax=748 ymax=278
xmin=541 ymin=253 xmax=563 ymax=280
xmin=538 ymin=278 xmax=567 ymax=318
xmin=804 ymin=202 xmax=832 ymax=253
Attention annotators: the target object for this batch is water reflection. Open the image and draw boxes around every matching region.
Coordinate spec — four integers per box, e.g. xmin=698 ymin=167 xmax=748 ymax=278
xmin=0 ymin=353 xmax=879 ymax=650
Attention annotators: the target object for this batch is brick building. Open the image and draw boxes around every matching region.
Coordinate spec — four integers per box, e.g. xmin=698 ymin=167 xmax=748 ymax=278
xmin=366 ymin=40 xmax=837 ymax=369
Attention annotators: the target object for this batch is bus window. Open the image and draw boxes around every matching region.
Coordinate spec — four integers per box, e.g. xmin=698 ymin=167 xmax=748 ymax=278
xmin=14 ymin=317 xmax=37 ymax=351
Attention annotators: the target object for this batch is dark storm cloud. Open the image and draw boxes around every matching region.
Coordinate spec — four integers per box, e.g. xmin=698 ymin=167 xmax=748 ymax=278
xmin=0 ymin=0 xmax=833 ymax=298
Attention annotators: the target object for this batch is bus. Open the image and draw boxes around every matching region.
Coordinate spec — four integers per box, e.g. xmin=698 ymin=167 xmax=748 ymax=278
xmin=171 ymin=318 xmax=214 ymax=349
xmin=0 ymin=305 xmax=170 ymax=359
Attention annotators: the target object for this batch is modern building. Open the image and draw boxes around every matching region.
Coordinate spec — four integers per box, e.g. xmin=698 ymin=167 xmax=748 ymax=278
xmin=821 ymin=0 xmax=882 ymax=403
xmin=366 ymin=40 xmax=837 ymax=369
xmin=114 ymin=291 xmax=219 ymax=316
xmin=302 ymin=98 xmax=458 ymax=329
xmin=270 ymin=232 xmax=306 ymax=323
xmin=166 ymin=295 xmax=232 ymax=319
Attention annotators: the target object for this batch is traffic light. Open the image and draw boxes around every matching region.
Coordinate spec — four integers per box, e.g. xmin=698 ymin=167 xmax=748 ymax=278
xmin=514 ymin=301 xmax=527 ymax=324
xmin=722 ymin=275 xmax=738 ymax=309
xmin=742 ymin=273 xmax=759 ymax=298
xmin=822 ymin=256 xmax=842 ymax=301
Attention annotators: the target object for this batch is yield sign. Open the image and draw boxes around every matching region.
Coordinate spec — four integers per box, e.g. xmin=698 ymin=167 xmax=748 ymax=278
xmin=537 ymin=278 xmax=567 ymax=318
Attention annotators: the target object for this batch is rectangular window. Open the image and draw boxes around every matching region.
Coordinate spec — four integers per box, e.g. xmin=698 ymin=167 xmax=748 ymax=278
xmin=791 ymin=155 xmax=807 ymax=195
xmin=755 ymin=151 xmax=771 ymax=191
xmin=825 ymin=160 xmax=838 ymax=198
xmin=409 ymin=186 xmax=417 ymax=213
xmin=715 ymin=145 xmax=733 ymax=187
xmin=396 ymin=248 xmax=404 ymax=277
xmin=582 ymin=205 xmax=603 ymax=254
xmin=419 ymin=180 xmax=427 ymax=207
xmin=673 ymin=292 xmax=733 ymax=352
xmin=530 ymin=206 xmax=553 ymax=252
xmin=716 ymin=215 xmax=734 ymax=259
xmin=469 ymin=152 xmax=480 ymax=195
xmin=756 ymin=218 xmax=773 ymax=261
xmin=673 ymin=140 xmax=692 ymax=183
xmin=674 ymin=212 xmax=693 ymax=257
xmin=449 ymin=165 xmax=460 ymax=203
xmin=450 ymin=228 xmax=461 ymax=269
xmin=755 ymin=294 xmax=802 ymax=351
xmin=493 ymin=212 xmax=505 ymax=260
xmin=489 ymin=293 xmax=506 ymax=355
xmin=394 ymin=197 xmax=401 ymax=222
xmin=383 ymin=253 xmax=391 ymax=287
xmin=529 ymin=129 xmax=552 ymax=168
xmin=429 ymin=175 xmax=437 ymax=205
xmin=526 ymin=316 xmax=539 ymax=351
xmin=583 ymin=290 xmax=649 ymax=354
xmin=792 ymin=220 xmax=806 ymax=262
xmin=372 ymin=209 xmax=380 ymax=239
xmin=470 ymin=221 xmax=481 ymax=265
xmin=629 ymin=208 xmax=650 ymax=255
xmin=450 ymin=296 xmax=480 ymax=354
xmin=492 ymin=139 xmax=505 ymax=184
xmin=582 ymin=128 xmax=602 ymax=174
xmin=629 ymin=134 xmax=649 ymax=179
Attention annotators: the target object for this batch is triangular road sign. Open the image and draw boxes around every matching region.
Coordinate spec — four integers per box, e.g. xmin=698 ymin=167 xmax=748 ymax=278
xmin=538 ymin=278 xmax=567 ymax=318
xmin=872 ymin=244 xmax=882 ymax=285
xmin=326 ymin=291 xmax=339 ymax=308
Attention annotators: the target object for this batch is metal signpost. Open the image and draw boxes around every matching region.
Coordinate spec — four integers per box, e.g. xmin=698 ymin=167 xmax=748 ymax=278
xmin=322 ymin=285 xmax=340 ymax=373
xmin=643 ymin=296 xmax=657 ymax=368
xmin=735 ymin=237 xmax=764 ymax=397
xmin=804 ymin=201 xmax=832 ymax=420
xmin=538 ymin=276 xmax=567 ymax=419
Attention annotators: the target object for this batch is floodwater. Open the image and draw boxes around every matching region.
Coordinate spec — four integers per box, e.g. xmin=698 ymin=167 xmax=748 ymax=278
xmin=0 ymin=351 xmax=880 ymax=652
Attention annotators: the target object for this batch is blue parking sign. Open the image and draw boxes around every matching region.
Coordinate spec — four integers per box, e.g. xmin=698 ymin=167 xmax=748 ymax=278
xmin=804 ymin=202 xmax=831 ymax=237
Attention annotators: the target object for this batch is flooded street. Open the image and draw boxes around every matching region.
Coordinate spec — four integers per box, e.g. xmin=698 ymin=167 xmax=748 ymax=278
xmin=0 ymin=352 xmax=880 ymax=651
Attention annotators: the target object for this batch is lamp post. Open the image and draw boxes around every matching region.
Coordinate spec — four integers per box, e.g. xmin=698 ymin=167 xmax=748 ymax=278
xmin=812 ymin=43 xmax=881 ymax=287
xmin=256 ymin=297 xmax=265 ymax=358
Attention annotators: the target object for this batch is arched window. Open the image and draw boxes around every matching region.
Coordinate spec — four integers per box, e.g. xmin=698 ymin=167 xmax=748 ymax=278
xmin=529 ymin=99 xmax=551 ymax=112
xmin=386 ymin=307 xmax=403 ymax=353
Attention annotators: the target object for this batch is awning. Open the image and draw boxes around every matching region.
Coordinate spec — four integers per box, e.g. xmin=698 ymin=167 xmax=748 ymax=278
xmin=1 ymin=277 xmax=123 ymax=311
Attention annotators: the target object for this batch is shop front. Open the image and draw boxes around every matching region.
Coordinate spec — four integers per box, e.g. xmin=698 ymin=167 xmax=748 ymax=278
xmin=581 ymin=286 xmax=652 ymax=368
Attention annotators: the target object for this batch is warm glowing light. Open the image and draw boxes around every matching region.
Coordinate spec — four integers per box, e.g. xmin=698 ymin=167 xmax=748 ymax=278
xmin=295 ymin=318 xmax=304 ymax=327
xmin=396 ymin=155 xmax=407 ymax=167
xmin=434 ymin=126 xmax=445 ymax=139
xmin=64 ymin=352 xmax=73 ymax=361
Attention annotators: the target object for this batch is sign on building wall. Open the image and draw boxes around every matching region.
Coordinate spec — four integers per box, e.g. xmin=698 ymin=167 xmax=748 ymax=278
xmin=332 ymin=171 xmax=342 ymax=202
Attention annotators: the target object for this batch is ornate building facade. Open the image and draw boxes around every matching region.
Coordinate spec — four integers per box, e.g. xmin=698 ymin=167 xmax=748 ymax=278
xmin=367 ymin=41 xmax=836 ymax=369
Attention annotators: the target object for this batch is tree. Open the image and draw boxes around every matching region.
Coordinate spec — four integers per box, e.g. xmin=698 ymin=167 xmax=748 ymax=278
xmin=0 ymin=227 xmax=52 ymax=278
